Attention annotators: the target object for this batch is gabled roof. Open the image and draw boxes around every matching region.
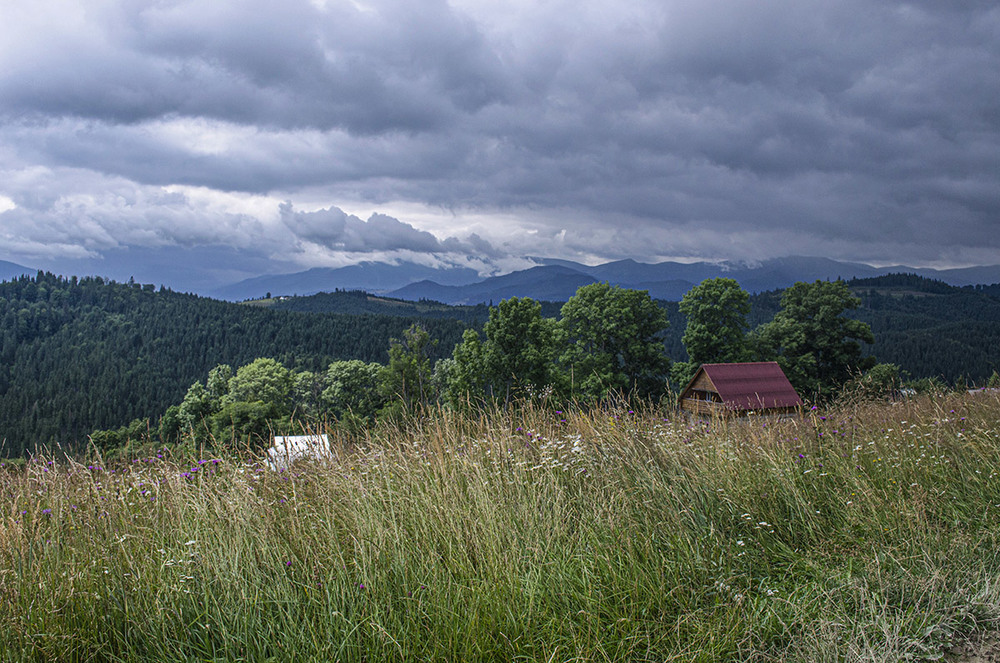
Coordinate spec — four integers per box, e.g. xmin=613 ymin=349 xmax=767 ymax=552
xmin=683 ymin=362 xmax=802 ymax=411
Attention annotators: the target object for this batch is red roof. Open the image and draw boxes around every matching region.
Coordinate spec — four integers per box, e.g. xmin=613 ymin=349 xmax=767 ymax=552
xmin=697 ymin=362 xmax=802 ymax=411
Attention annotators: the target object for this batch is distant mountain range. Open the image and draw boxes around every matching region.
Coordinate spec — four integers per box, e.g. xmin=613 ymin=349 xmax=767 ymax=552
xmin=211 ymin=256 xmax=1000 ymax=304
xmin=0 ymin=260 xmax=34 ymax=282
xmin=209 ymin=261 xmax=481 ymax=301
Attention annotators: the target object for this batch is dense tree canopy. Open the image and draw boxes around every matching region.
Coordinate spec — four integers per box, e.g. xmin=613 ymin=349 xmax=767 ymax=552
xmin=672 ymin=278 xmax=752 ymax=387
xmin=378 ymin=324 xmax=436 ymax=418
xmin=559 ymin=283 xmax=670 ymax=401
xmin=0 ymin=272 xmax=465 ymax=456
xmin=755 ymin=280 xmax=875 ymax=398
xmin=7 ymin=270 xmax=1000 ymax=458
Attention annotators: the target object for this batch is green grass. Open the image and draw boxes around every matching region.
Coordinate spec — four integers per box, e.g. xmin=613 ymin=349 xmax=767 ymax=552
xmin=3 ymin=394 xmax=1000 ymax=661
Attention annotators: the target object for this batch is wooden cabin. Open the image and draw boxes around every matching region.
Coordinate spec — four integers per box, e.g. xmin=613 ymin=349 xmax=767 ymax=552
xmin=678 ymin=362 xmax=802 ymax=416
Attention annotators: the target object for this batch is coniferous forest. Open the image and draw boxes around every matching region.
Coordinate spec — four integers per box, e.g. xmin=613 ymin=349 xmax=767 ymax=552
xmin=2 ymin=270 xmax=999 ymax=457
xmin=0 ymin=273 xmax=466 ymax=456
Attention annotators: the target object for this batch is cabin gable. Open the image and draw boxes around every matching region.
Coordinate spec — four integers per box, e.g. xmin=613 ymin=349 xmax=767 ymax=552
xmin=678 ymin=362 xmax=801 ymax=416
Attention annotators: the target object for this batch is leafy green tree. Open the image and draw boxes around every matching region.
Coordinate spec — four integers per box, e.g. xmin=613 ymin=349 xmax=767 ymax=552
xmin=559 ymin=283 xmax=670 ymax=401
xmin=672 ymin=278 xmax=751 ymax=387
xmin=755 ymin=280 xmax=875 ymax=398
xmin=177 ymin=381 xmax=216 ymax=440
xmin=223 ymin=358 xmax=293 ymax=413
xmin=206 ymin=364 xmax=233 ymax=400
xmin=378 ymin=324 xmax=436 ymax=416
xmin=159 ymin=405 xmax=182 ymax=443
xmin=292 ymin=370 xmax=327 ymax=419
xmin=322 ymin=360 xmax=386 ymax=422
xmin=207 ymin=358 xmax=294 ymax=444
xmin=211 ymin=400 xmax=288 ymax=446
xmin=481 ymin=297 xmax=560 ymax=402
xmin=441 ymin=329 xmax=487 ymax=408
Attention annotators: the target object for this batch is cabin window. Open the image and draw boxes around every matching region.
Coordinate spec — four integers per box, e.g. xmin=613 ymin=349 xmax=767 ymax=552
xmin=688 ymin=389 xmax=721 ymax=402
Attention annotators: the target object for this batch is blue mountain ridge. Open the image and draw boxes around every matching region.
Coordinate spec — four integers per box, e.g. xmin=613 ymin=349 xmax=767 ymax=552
xmin=210 ymin=256 xmax=1000 ymax=304
xmin=208 ymin=261 xmax=481 ymax=301
xmin=0 ymin=260 xmax=35 ymax=282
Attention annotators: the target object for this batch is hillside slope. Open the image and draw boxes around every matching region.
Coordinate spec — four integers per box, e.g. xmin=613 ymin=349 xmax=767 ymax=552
xmin=0 ymin=274 xmax=466 ymax=455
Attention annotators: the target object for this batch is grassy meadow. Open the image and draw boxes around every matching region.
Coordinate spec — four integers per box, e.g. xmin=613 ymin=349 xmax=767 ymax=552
xmin=3 ymin=394 xmax=1000 ymax=661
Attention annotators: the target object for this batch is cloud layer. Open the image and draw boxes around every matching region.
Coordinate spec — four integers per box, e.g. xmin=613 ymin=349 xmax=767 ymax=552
xmin=1 ymin=0 xmax=998 ymax=286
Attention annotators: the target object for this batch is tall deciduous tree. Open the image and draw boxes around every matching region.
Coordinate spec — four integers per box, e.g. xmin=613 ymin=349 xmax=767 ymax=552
xmin=378 ymin=324 xmax=435 ymax=415
xmin=672 ymin=278 xmax=751 ymax=387
xmin=441 ymin=328 xmax=487 ymax=408
xmin=443 ymin=298 xmax=560 ymax=406
xmin=481 ymin=297 xmax=560 ymax=402
xmin=560 ymin=283 xmax=670 ymax=401
xmin=755 ymin=280 xmax=875 ymax=398
xmin=223 ymin=358 xmax=293 ymax=412
xmin=322 ymin=359 xmax=386 ymax=422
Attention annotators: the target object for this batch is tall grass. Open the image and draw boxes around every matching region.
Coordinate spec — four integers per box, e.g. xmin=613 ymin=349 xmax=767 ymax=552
xmin=3 ymin=393 xmax=1000 ymax=661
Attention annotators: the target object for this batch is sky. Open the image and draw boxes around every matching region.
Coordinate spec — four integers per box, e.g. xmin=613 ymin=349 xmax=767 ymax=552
xmin=0 ymin=0 xmax=998 ymax=291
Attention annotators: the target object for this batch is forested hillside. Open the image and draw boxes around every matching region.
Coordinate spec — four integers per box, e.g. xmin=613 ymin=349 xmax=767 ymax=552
xmin=0 ymin=273 xmax=466 ymax=456
xmin=258 ymin=289 xmax=564 ymax=321
xmin=848 ymin=275 xmax=1000 ymax=382
xmin=744 ymin=274 xmax=1000 ymax=384
xmin=3 ymin=271 xmax=999 ymax=457
xmin=258 ymin=276 xmax=1000 ymax=384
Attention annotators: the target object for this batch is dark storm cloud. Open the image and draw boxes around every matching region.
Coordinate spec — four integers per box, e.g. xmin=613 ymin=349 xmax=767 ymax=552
xmin=0 ymin=0 xmax=998 ymax=272
xmin=0 ymin=0 xmax=508 ymax=133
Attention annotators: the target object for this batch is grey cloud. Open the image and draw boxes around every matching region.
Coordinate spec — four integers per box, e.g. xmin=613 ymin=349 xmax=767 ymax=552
xmin=0 ymin=0 xmax=998 ymax=272
xmin=280 ymin=203 xmax=441 ymax=252
xmin=0 ymin=0 xmax=508 ymax=134
xmin=279 ymin=203 xmax=499 ymax=257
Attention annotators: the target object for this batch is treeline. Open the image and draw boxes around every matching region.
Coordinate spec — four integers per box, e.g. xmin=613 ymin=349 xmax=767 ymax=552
xmin=6 ymin=271 xmax=1000 ymax=457
xmin=263 ymin=289 xmax=565 ymax=322
xmin=0 ymin=273 xmax=466 ymax=456
xmin=92 ymin=279 xmax=891 ymax=453
xmin=846 ymin=276 xmax=1000 ymax=382
xmin=266 ymin=275 xmax=1000 ymax=385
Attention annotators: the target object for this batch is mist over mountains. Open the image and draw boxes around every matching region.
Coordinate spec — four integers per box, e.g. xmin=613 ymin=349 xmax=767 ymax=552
xmin=210 ymin=256 xmax=1000 ymax=304
xmin=5 ymin=255 xmax=999 ymax=304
